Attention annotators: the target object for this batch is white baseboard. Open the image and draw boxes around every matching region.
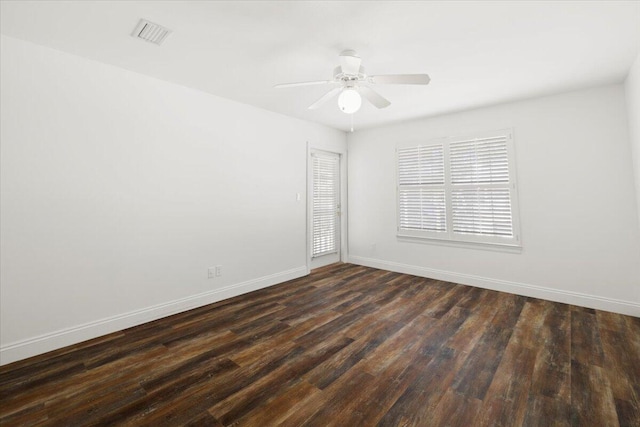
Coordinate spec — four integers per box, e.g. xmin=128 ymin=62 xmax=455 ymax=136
xmin=349 ymin=256 xmax=640 ymax=317
xmin=0 ymin=266 xmax=308 ymax=366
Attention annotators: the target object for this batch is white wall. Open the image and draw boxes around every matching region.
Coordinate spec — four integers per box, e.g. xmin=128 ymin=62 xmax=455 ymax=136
xmin=626 ymin=52 xmax=640 ymax=232
xmin=348 ymin=85 xmax=640 ymax=316
xmin=0 ymin=35 xmax=346 ymax=364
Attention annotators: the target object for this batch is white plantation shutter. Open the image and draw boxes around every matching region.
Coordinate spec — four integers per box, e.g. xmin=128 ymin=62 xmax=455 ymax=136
xmin=398 ymin=145 xmax=445 ymax=186
xmin=399 ymin=188 xmax=446 ymax=232
xmin=397 ymin=130 xmax=520 ymax=246
xmin=312 ymin=152 xmax=339 ymax=257
xmin=451 ymin=189 xmax=513 ymax=237
xmin=397 ymin=145 xmax=447 ymax=236
xmin=450 ymin=135 xmax=514 ymax=240
xmin=450 ymin=137 xmax=510 ymax=184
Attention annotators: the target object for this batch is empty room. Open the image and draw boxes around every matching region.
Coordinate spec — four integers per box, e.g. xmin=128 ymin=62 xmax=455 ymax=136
xmin=1 ymin=1 xmax=639 ymax=426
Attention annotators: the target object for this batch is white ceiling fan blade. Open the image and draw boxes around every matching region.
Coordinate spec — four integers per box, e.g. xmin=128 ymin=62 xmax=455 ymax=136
xmin=274 ymin=80 xmax=331 ymax=89
xmin=308 ymin=87 xmax=342 ymax=110
xmin=339 ymin=51 xmax=362 ymax=75
xmin=359 ymin=86 xmax=391 ymax=109
xmin=369 ymin=74 xmax=431 ymax=85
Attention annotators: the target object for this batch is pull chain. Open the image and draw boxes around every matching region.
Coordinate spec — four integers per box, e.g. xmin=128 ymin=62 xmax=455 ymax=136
xmin=350 ymin=113 xmax=354 ymax=132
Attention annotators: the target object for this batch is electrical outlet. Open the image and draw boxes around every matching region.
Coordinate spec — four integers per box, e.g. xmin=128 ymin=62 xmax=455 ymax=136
xmin=208 ymin=267 xmax=215 ymax=279
xmin=215 ymin=265 xmax=222 ymax=277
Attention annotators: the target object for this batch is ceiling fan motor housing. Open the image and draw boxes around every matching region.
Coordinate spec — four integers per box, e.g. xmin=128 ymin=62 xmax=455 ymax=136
xmin=333 ymin=66 xmax=366 ymax=81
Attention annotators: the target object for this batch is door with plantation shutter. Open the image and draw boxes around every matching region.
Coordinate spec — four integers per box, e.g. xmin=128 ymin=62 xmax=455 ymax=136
xmin=310 ymin=150 xmax=341 ymax=268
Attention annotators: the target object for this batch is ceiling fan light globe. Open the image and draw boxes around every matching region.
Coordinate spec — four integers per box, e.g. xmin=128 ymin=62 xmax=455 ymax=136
xmin=338 ymin=89 xmax=362 ymax=114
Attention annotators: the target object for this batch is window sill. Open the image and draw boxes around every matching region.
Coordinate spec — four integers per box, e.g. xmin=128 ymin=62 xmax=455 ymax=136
xmin=397 ymin=234 xmax=522 ymax=253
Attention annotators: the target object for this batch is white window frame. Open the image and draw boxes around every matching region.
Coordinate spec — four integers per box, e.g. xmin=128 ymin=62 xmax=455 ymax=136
xmin=396 ymin=129 xmax=521 ymax=248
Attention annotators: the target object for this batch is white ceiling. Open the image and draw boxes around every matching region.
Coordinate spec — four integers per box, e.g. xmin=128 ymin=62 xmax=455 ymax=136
xmin=2 ymin=1 xmax=639 ymax=132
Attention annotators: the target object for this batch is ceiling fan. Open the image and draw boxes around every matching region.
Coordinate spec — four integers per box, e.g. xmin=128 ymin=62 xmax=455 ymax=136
xmin=275 ymin=50 xmax=430 ymax=114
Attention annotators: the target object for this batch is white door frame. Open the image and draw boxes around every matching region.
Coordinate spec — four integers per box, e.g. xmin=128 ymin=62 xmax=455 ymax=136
xmin=306 ymin=143 xmax=348 ymax=273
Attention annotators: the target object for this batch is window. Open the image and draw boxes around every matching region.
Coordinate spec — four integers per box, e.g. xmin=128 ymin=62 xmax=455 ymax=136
xmin=397 ymin=129 xmax=520 ymax=247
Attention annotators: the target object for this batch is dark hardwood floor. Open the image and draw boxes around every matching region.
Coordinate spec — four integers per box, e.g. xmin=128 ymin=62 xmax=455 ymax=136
xmin=1 ymin=263 xmax=639 ymax=426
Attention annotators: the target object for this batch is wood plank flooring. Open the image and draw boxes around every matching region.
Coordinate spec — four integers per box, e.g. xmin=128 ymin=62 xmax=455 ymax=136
xmin=1 ymin=263 xmax=639 ymax=426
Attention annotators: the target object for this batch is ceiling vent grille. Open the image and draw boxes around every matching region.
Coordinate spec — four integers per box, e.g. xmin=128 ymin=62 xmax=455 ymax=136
xmin=131 ymin=19 xmax=171 ymax=45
